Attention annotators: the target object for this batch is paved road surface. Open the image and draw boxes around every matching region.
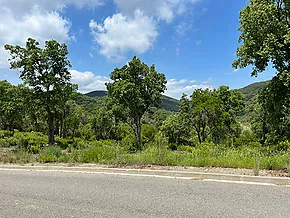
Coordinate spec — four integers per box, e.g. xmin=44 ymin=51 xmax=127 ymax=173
xmin=0 ymin=169 xmax=289 ymax=217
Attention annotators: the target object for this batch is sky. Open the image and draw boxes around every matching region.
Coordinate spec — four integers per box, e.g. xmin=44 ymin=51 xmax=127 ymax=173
xmin=0 ymin=0 xmax=275 ymax=99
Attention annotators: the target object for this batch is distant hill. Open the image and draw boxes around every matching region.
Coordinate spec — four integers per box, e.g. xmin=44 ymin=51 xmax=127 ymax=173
xmin=238 ymin=80 xmax=270 ymax=101
xmin=85 ymin=90 xmax=107 ymax=98
xmin=84 ymin=90 xmax=180 ymax=112
xmin=80 ymin=80 xmax=271 ymax=114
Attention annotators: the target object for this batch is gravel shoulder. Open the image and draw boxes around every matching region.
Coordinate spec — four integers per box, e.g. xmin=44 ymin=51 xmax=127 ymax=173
xmin=1 ymin=162 xmax=289 ymax=177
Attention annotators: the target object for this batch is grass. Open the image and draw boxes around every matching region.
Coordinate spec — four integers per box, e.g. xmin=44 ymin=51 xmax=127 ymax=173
xmin=0 ymin=130 xmax=289 ymax=171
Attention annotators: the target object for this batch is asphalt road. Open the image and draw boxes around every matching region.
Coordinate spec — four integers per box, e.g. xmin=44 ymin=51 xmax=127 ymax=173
xmin=0 ymin=169 xmax=289 ymax=218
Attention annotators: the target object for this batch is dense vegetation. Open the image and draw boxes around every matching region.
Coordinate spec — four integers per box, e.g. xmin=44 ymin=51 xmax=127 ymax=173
xmin=1 ymin=0 xmax=290 ymax=172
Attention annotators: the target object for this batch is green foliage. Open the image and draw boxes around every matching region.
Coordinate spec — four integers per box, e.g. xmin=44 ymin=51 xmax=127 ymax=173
xmin=0 ymin=148 xmax=32 ymax=164
xmin=84 ymin=90 xmax=180 ymax=112
xmin=0 ymin=81 xmax=26 ymax=133
xmin=275 ymin=140 xmax=290 ymax=152
xmin=55 ymin=137 xmax=70 ymax=149
xmin=71 ymin=140 xmax=126 ymax=164
xmin=72 ymin=138 xmax=88 ymax=150
xmin=177 ymin=146 xmax=195 ymax=153
xmin=141 ymin=124 xmax=157 ymax=144
xmin=161 ymin=113 xmax=190 ymax=146
xmin=106 ymin=56 xmax=167 ymax=149
xmin=5 ymin=38 xmax=77 ymax=144
xmin=234 ymin=130 xmax=258 ymax=147
xmin=41 ymin=146 xmax=63 ymax=158
xmin=37 ymin=154 xmax=57 ymax=163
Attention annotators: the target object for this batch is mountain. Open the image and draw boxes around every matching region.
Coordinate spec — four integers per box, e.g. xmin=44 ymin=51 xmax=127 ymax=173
xmin=80 ymin=80 xmax=271 ymax=114
xmin=84 ymin=91 xmax=180 ymax=112
xmin=237 ymin=80 xmax=270 ymax=122
xmin=238 ymin=80 xmax=270 ymax=101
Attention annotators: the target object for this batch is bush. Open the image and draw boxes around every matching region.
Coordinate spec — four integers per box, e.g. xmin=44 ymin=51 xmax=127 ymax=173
xmin=41 ymin=146 xmax=63 ymax=158
xmin=178 ymin=146 xmax=195 ymax=153
xmin=141 ymin=124 xmax=157 ymax=144
xmin=275 ymin=141 xmax=290 ymax=152
xmin=73 ymin=138 xmax=88 ymax=150
xmin=0 ymin=130 xmax=12 ymax=138
xmin=234 ymin=130 xmax=258 ymax=147
xmin=55 ymin=137 xmax=70 ymax=149
xmin=120 ymin=134 xmax=137 ymax=152
xmin=71 ymin=140 xmax=125 ymax=164
xmin=28 ymin=145 xmax=40 ymax=154
xmin=0 ymin=139 xmax=9 ymax=148
xmin=37 ymin=154 xmax=57 ymax=163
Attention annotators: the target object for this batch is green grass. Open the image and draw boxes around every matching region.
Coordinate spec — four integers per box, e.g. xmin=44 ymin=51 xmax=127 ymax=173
xmin=1 ymin=130 xmax=289 ymax=170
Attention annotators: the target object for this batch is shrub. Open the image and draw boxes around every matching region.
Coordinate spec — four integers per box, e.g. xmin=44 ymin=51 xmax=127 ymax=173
xmin=28 ymin=145 xmax=40 ymax=154
xmin=55 ymin=137 xmax=70 ymax=149
xmin=41 ymin=146 xmax=63 ymax=158
xmin=234 ymin=130 xmax=258 ymax=147
xmin=37 ymin=154 xmax=57 ymax=163
xmin=71 ymin=140 xmax=125 ymax=164
xmin=120 ymin=134 xmax=137 ymax=152
xmin=141 ymin=124 xmax=157 ymax=144
xmin=178 ymin=146 xmax=195 ymax=153
xmin=73 ymin=138 xmax=88 ymax=150
xmin=0 ymin=130 xmax=12 ymax=138
xmin=0 ymin=139 xmax=9 ymax=148
xmin=275 ymin=141 xmax=290 ymax=152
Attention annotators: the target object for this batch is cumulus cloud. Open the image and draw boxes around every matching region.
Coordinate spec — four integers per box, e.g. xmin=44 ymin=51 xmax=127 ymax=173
xmin=165 ymin=78 xmax=212 ymax=99
xmin=90 ymin=11 xmax=158 ymax=62
xmin=90 ymin=0 xmax=200 ymax=61
xmin=0 ymin=0 xmax=103 ymax=68
xmin=0 ymin=0 xmax=103 ymax=15
xmin=114 ymin=0 xmax=189 ymax=23
xmin=70 ymin=69 xmax=111 ymax=93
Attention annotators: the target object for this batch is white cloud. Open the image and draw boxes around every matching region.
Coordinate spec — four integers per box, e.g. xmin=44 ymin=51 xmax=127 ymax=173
xmin=0 ymin=0 xmax=103 ymax=68
xmin=175 ymin=21 xmax=193 ymax=37
xmin=0 ymin=0 xmax=103 ymax=15
xmin=114 ymin=0 xmax=174 ymax=23
xmin=165 ymin=78 xmax=212 ymax=99
xmin=90 ymin=11 xmax=158 ymax=62
xmin=0 ymin=11 xmax=71 ymax=45
xmin=90 ymin=0 xmax=200 ymax=61
xmin=70 ymin=69 xmax=111 ymax=93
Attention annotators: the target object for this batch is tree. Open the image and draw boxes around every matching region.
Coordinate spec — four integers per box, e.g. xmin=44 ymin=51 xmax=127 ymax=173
xmin=216 ymin=86 xmax=245 ymax=145
xmin=0 ymin=81 xmax=25 ymax=135
xmin=180 ymin=89 xmax=224 ymax=144
xmin=233 ymin=0 xmax=290 ymax=141
xmin=161 ymin=113 xmax=190 ymax=146
xmin=106 ymin=56 xmax=167 ymax=149
xmin=5 ymin=38 xmax=77 ymax=144
xmin=90 ymin=107 xmax=116 ymax=140
xmin=233 ymin=0 xmax=290 ymax=76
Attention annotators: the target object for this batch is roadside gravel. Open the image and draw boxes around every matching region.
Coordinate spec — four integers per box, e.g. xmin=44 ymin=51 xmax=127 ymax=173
xmin=1 ymin=163 xmax=288 ymax=177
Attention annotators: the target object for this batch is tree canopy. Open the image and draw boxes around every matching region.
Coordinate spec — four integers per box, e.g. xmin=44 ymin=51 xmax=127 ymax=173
xmin=5 ymin=38 xmax=77 ymax=144
xmin=106 ymin=56 xmax=167 ymax=149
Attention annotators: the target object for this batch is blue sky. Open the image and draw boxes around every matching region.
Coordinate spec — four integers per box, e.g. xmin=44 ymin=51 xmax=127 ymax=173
xmin=0 ymin=0 xmax=275 ymax=99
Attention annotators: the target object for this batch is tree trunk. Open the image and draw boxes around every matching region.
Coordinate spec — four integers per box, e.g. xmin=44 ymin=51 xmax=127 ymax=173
xmin=48 ymin=111 xmax=55 ymax=145
xmin=197 ymin=131 xmax=202 ymax=144
xmin=134 ymin=117 xmax=142 ymax=150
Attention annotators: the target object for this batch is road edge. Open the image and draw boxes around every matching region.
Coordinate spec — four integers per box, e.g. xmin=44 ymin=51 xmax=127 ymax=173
xmin=0 ymin=164 xmax=289 ymax=186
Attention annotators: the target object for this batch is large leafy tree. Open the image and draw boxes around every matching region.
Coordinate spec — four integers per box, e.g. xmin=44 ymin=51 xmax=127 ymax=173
xmin=233 ymin=0 xmax=290 ymax=141
xmin=180 ymin=89 xmax=224 ymax=144
xmin=5 ymin=38 xmax=77 ymax=144
xmin=216 ymin=86 xmax=245 ymax=145
xmin=106 ymin=56 xmax=167 ymax=149
xmin=0 ymin=81 xmax=25 ymax=134
xmin=233 ymin=0 xmax=290 ymax=76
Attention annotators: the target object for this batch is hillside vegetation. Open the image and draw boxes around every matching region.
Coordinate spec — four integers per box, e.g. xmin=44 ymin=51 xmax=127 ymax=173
xmin=84 ymin=90 xmax=180 ymax=112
